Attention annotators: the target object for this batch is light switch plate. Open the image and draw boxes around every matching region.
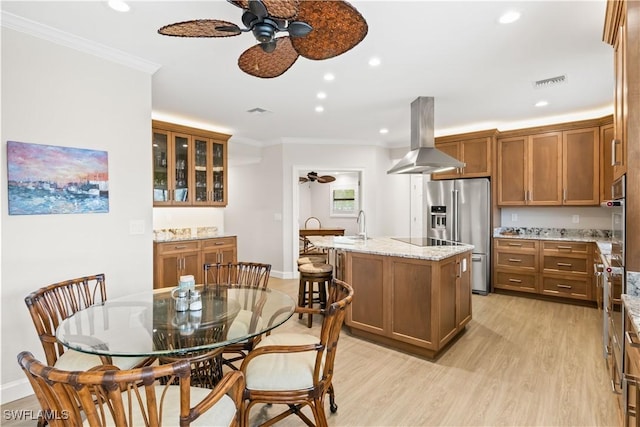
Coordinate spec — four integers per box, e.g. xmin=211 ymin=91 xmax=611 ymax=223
xmin=511 ymin=213 xmax=518 ymax=222
xmin=572 ymin=215 xmax=580 ymax=224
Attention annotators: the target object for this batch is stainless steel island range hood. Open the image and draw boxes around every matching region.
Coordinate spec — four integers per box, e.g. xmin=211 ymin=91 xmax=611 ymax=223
xmin=387 ymin=97 xmax=465 ymax=174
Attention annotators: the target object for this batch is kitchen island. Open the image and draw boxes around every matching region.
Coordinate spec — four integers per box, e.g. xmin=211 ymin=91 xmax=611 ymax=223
xmin=308 ymin=236 xmax=473 ymax=359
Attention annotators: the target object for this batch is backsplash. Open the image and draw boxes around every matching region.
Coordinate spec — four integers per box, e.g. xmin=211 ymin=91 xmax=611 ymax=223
xmin=494 ymin=227 xmax=611 ymax=239
xmin=153 ymin=226 xmax=219 ymax=241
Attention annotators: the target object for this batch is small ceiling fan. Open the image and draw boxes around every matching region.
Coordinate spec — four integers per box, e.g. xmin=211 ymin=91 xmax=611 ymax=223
xmin=158 ymin=0 xmax=368 ymax=78
xmin=299 ymin=171 xmax=336 ymax=184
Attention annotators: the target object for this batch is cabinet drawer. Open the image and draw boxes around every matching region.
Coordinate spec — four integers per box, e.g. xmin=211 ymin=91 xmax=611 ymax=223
xmin=495 ymin=239 xmax=537 ymax=251
xmin=541 ymin=275 xmax=589 ymax=299
xmin=542 ymin=255 xmax=588 ymax=274
xmin=201 ymin=237 xmax=236 ymax=249
xmin=542 ymin=241 xmax=590 ymax=254
xmin=155 ymin=241 xmax=200 ymax=255
xmin=495 ymin=251 xmax=537 ymax=270
xmin=495 ymin=271 xmax=537 ymax=293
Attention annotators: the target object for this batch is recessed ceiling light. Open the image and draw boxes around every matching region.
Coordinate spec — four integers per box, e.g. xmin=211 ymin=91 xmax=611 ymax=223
xmin=323 ymin=73 xmax=335 ymax=82
xmin=535 ymin=100 xmax=549 ymax=107
xmin=315 ymin=106 xmax=324 ymax=113
xmin=317 ymin=92 xmax=327 ymax=99
xmin=108 ymin=0 xmax=130 ymax=12
xmin=369 ymin=57 xmax=381 ymax=67
xmin=379 ymin=128 xmax=389 ymax=134
xmin=499 ymin=11 xmax=520 ymax=24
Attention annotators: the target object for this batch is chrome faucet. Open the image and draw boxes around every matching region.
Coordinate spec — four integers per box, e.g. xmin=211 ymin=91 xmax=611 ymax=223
xmin=357 ymin=210 xmax=366 ymax=240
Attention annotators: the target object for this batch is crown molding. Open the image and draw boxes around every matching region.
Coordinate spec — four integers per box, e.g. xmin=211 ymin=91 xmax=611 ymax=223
xmin=1 ymin=11 xmax=161 ymax=74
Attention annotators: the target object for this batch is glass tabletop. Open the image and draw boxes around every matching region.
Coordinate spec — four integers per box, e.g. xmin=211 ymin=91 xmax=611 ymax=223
xmin=56 ymin=285 xmax=296 ymax=357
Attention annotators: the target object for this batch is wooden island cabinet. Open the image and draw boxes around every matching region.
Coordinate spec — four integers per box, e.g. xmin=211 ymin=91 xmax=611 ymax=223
xmin=344 ymin=250 xmax=471 ymax=358
xmin=309 ymin=236 xmax=473 ymax=359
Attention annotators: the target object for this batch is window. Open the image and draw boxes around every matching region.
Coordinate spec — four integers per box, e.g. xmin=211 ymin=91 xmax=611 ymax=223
xmin=330 ymin=184 xmax=359 ymax=217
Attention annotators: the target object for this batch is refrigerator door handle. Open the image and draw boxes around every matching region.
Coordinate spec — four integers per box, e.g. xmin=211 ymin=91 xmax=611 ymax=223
xmin=452 ymin=189 xmax=459 ymax=242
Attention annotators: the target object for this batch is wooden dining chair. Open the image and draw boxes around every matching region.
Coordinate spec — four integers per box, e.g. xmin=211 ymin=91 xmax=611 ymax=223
xmin=18 ymin=350 xmax=244 ymax=427
xmin=204 ymin=262 xmax=272 ymax=369
xmin=240 ymin=278 xmax=354 ymax=427
xmin=24 ymin=274 xmax=154 ymax=371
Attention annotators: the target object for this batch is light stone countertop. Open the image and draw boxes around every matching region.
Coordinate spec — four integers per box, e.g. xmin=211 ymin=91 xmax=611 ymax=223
xmin=623 ymin=294 xmax=640 ymax=334
xmin=307 ymin=236 xmax=473 ymax=261
xmin=494 ymin=227 xmax=611 ymax=245
xmin=153 ymin=226 xmax=235 ymax=243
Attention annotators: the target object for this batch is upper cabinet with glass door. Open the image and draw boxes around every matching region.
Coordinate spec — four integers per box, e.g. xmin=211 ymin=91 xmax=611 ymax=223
xmin=152 ymin=120 xmax=230 ymax=207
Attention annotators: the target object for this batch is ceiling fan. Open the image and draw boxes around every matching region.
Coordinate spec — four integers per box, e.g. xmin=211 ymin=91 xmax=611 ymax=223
xmin=299 ymin=171 xmax=336 ymax=184
xmin=158 ymin=0 xmax=368 ymax=78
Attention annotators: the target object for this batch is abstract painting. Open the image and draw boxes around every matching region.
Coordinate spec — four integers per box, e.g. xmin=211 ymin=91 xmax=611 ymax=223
xmin=7 ymin=141 xmax=109 ymax=215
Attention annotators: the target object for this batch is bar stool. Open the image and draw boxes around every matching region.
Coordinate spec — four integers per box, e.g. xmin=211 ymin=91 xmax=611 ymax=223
xmin=297 ymin=254 xmax=327 ymax=266
xmin=297 ymin=263 xmax=333 ymax=328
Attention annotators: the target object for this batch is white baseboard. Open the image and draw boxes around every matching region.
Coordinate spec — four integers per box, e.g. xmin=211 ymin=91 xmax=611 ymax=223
xmin=1 ymin=378 xmax=34 ymax=405
xmin=270 ymin=270 xmax=296 ymax=280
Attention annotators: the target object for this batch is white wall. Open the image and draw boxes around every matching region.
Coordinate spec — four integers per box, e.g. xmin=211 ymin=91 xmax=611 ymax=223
xmin=500 ymin=206 xmax=612 ymax=229
xmin=224 ymin=144 xmax=285 ymax=275
xmin=225 ymin=141 xmax=412 ymax=279
xmin=1 ymin=28 xmax=154 ymax=402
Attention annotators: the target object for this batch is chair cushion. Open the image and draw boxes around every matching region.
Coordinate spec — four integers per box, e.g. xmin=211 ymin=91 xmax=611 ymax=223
xmin=245 ymin=333 xmax=324 ymax=391
xmin=83 ymin=384 xmax=237 ymax=427
xmin=227 ymin=309 xmax=264 ymax=343
xmin=298 ymin=263 xmax=333 ymax=275
xmin=54 ymin=349 xmax=147 ymax=371
xmin=297 ymin=256 xmax=326 ymax=266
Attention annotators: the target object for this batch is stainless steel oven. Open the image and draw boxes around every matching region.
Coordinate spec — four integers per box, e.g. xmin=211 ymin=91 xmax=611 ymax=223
xmin=602 ymin=175 xmax=626 ymax=395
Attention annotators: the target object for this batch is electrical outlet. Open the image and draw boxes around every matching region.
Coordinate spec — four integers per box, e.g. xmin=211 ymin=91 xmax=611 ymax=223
xmin=511 ymin=213 xmax=518 ymax=222
xmin=572 ymin=215 xmax=580 ymax=224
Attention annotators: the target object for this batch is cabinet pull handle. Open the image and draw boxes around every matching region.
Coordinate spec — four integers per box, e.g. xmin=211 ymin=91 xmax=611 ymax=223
xmin=557 ymin=262 xmax=573 ymax=267
xmin=174 ymin=245 xmax=187 ymax=249
xmin=508 ymin=258 xmax=522 ymax=262
xmin=507 ymin=243 xmax=522 ymax=247
xmin=557 ymin=245 xmax=573 ymax=250
xmin=556 ymin=284 xmax=572 ymax=289
xmin=626 ymin=331 xmax=640 ymax=348
xmin=612 ymin=139 xmax=621 ymax=166
xmin=508 ymin=278 xmax=522 ymax=283
xmin=214 ymin=242 xmax=224 ymax=246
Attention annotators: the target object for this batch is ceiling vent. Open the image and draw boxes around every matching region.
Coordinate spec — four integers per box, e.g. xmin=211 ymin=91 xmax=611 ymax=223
xmin=533 ymin=74 xmax=567 ymax=89
xmin=247 ymin=107 xmax=271 ymax=115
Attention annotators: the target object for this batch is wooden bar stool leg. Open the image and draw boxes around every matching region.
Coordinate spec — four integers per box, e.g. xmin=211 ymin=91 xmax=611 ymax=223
xmin=307 ymin=279 xmax=316 ymax=328
xmin=298 ymin=276 xmax=306 ymax=320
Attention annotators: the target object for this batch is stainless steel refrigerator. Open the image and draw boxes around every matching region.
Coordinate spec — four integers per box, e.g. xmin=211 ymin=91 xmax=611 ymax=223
xmin=424 ymin=178 xmax=491 ymax=294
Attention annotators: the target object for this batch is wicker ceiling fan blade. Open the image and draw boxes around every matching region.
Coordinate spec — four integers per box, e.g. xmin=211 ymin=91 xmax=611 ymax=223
xmin=238 ymin=36 xmax=299 ymax=78
xmin=299 ymin=177 xmax=310 ymax=183
xmin=291 ymin=0 xmax=368 ymax=60
xmin=228 ymin=0 xmax=299 ymax=19
xmin=158 ymin=19 xmax=241 ymax=37
xmin=317 ymin=175 xmax=336 ymax=183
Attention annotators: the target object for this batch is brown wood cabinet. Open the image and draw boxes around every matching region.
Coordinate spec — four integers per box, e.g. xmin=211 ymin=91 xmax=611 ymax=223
xmin=493 ymin=238 xmax=595 ymax=302
xmin=497 ymin=124 xmax=600 ymax=206
xmin=600 ymin=122 xmax=615 ymax=201
xmin=153 ymin=236 xmax=237 ymax=289
xmin=604 ymin=0 xmax=640 ymax=273
xmin=152 ymin=120 xmax=230 ymax=207
xmin=345 ymin=250 xmax=472 ymax=359
xmin=431 ymin=130 xmax=495 ymax=180
xmin=493 ymin=239 xmax=539 ymax=294
xmin=604 ymin=0 xmax=629 ymax=181
xmin=563 ymin=127 xmax=600 ymax=205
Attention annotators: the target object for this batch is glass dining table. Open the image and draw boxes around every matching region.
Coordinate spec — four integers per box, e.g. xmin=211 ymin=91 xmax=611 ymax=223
xmin=56 ymin=284 xmax=296 ymax=386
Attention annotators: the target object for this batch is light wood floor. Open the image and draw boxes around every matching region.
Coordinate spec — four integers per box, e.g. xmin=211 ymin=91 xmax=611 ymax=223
xmin=3 ymin=278 xmax=620 ymax=426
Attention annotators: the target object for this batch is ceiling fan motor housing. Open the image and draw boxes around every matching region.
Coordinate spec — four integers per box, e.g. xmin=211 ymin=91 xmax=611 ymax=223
xmin=253 ymin=21 xmax=276 ymax=42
